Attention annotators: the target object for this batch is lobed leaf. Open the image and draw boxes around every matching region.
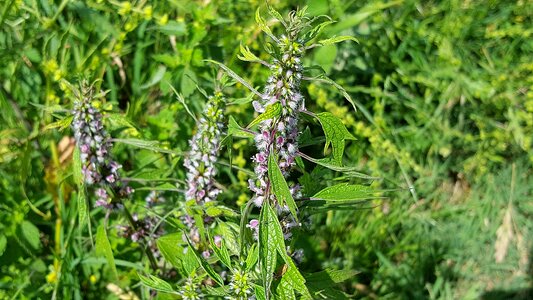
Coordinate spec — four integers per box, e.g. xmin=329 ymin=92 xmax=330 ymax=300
xmin=316 ymin=112 xmax=356 ymax=164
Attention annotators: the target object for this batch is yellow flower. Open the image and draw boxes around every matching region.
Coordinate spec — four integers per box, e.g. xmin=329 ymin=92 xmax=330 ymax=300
xmin=46 ymin=270 xmax=57 ymax=283
xmin=158 ymin=14 xmax=169 ymax=26
xmin=143 ymin=5 xmax=153 ymax=20
xmin=118 ymin=2 xmax=132 ymax=16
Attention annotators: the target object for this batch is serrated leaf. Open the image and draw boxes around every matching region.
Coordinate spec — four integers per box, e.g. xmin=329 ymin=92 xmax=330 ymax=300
xmin=96 ymin=224 xmax=117 ymax=280
xmin=228 ymin=116 xmax=255 ymax=139
xmin=184 ymin=234 xmax=224 ymax=286
xmin=247 ymin=102 xmax=282 ymax=129
xmin=279 ymin=255 xmax=311 ymax=299
xmin=316 ymin=112 xmax=355 ymax=163
xmin=312 ymin=183 xmax=373 ymax=201
xmin=43 ymin=115 xmax=73 ymax=131
xmin=135 ymin=183 xmax=178 ymax=192
xmin=318 ymin=35 xmax=359 ymax=46
xmin=138 ymin=273 xmax=175 ymax=293
xmin=268 ymin=154 xmax=298 ymax=221
xmin=277 ymin=278 xmax=296 ymax=300
xmin=259 ymin=204 xmax=279 ymax=298
xmin=112 ymin=138 xmax=181 ymax=155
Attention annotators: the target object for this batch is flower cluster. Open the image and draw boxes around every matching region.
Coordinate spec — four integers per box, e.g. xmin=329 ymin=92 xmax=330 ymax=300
xmin=182 ymin=92 xmax=226 ymax=254
xmin=118 ymin=213 xmax=164 ymax=257
xmin=248 ymin=30 xmax=305 ymax=208
xmin=225 ymin=266 xmax=253 ymax=300
xmin=71 ymin=82 xmax=133 ymax=209
xmin=247 ymin=14 xmax=308 ymax=244
xmin=184 ymin=93 xmax=226 ymax=205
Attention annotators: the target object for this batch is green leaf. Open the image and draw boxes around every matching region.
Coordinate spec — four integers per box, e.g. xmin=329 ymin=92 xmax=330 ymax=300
xmin=77 ymin=187 xmax=88 ymax=231
xmin=311 ymin=75 xmax=357 ymax=112
xmin=312 ymin=183 xmax=373 ymax=201
xmin=140 ymin=65 xmax=167 ymax=90
xmin=247 ymin=102 xmax=282 ymax=129
xmin=112 ymin=138 xmax=181 ymax=155
xmin=245 ymin=243 xmax=259 ymax=271
xmin=277 ymin=278 xmax=296 ymax=300
xmin=157 ymin=233 xmax=189 ymax=272
xmin=158 ymin=20 xmax=187 ymax=36
xmin=255 ymin=8 xmax=278 ymax=42
xmin=210 ymin=235 xmax=231 ymax=268
xmin=238 ymin=44 xmax=264 ymax=63
xmin=72 ymin=146 xmax=83 ymax=186
xmin=266 ymin=4 xmax=284 ymax=23
xmin=255 ymin=284 xmax=267 ymax=300
xmin=43 ymin=115 xmax=73 ymax=132
xmin=205 ymin=205 xmax=238 ymax=217
xmin=303 ymin=20 xmax=335 ymax=43
xmin=305 ymin=269 xmax=357 ymax=299
xmin=135 ymin=183 xmax=179 ymax=192
xmin=317 ymin=36 xmax=359 ymax=46
xmin=184 ymin=233 xmax=224 ymax=286
xmin=316 ymin=112 xmax=355 ymax=163
xmin=204 ymin=60 xmax=262 ymax=97
xmin=181 ymin=67 xmax=197 ymax=97
xmin=279 ymin=256 xmax=311 ymax=299
xmin=0 ymin=235 xmax=7 ymax=257
xmin=259 ymin=204 xmax=280 ymax=298
xmin=298 ymin=154 xmax=378 ymax=179
xmin=228 ymin=116 xmax=255 ymax=138
xmin=21 ymin=221 xmax=41 ymax=250
xmin=138 ymin=273 xmax=175 ymax=293
xmin=268 ymin=154 xmax=298 ymax=221
xmin=96 ymin=224 xmax=118 ymax=280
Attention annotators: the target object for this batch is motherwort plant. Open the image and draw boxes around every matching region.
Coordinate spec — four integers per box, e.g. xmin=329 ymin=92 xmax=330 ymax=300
xmin=70 ymin=81 xmax=159 ymax=269
xmin=182 ymin=90 xmax=226 ymax=254
xmin=71 ymin=81 xmax=133 ymax=210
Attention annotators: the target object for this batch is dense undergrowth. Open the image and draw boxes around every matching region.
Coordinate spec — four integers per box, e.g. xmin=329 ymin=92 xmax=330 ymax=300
xmin=1 ymin=0 xmax=532 ymax=299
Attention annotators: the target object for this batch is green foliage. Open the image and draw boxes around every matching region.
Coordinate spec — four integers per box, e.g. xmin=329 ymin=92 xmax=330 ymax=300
xmin=1 ymin=0 xmax=531 ymax=299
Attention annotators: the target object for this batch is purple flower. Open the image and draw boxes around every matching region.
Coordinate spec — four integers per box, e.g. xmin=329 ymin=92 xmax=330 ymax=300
xmin=71 ymin=81 xmax=133 ymax=210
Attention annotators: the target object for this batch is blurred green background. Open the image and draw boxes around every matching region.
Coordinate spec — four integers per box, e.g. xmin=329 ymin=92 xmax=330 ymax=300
xmin=1 ymin=0 xmax=532 ymax=299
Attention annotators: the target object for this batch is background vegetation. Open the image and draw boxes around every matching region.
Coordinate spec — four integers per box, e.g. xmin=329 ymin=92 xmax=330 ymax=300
xmin=1 ymin=0 xmax=532 ymax=299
